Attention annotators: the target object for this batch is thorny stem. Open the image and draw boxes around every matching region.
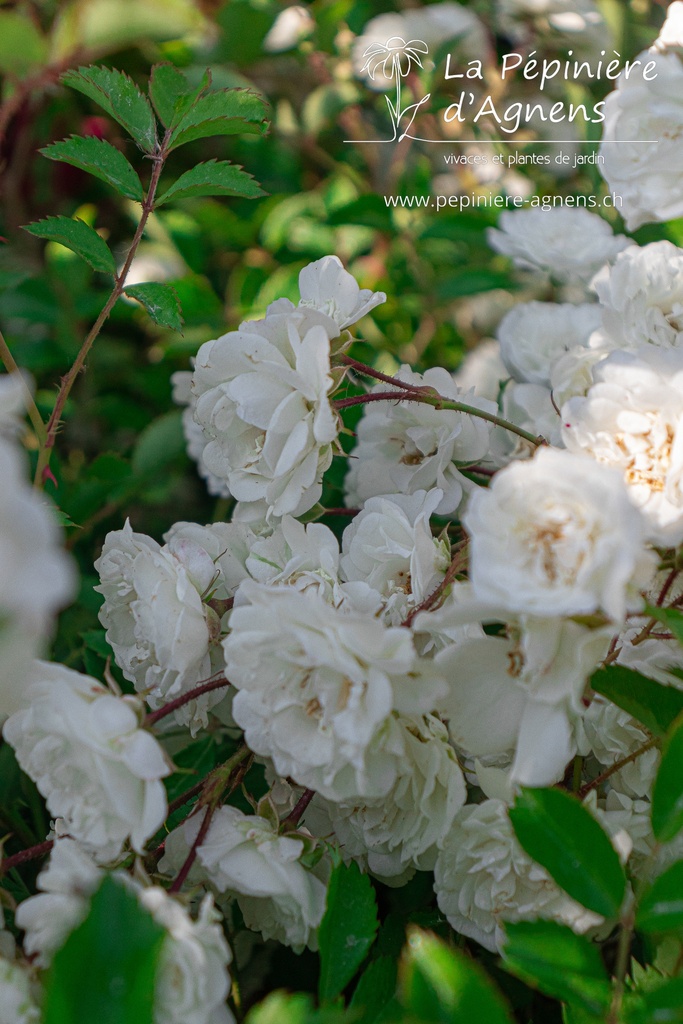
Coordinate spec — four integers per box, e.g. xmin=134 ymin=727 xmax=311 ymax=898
xmin=0 ymin=329 xmax=46 ymax=442
xmin=333 ymin=389 xmax=545 ymax=448
xmin=402 ymin=540 xmax=469 ymax=628
xmin=337 ymin=355 xmax=434 ymax=393
xmin=33 ymin=129 xmax=172 ymax=488
xmin=0 ymin=839 xmax=54 ymax=875
xmin=578 ymin=737 xmax=659 ymax=798
xmin=281 ymin=789 xmax=315 ymax=830
xmin=145 ymin=676 xmax=231 ymax=727
xmin=168 ymin=746 xmax=252 ymax=894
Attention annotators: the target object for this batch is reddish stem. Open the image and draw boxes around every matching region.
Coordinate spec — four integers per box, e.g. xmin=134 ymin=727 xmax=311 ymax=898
xmin=281 ymin=789 xmax=315 ymax=829
xmin=146 ymin=677 xmax=231 ymax=727
xmin=168 ymin=806 xmax=214 ymax=895
xmin=1 ymin=839 xmax=53 ymax=874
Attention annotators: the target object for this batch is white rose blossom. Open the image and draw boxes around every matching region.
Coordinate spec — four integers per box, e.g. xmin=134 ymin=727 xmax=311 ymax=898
xmin=434 ymin=798 xmax=603 ymax=953
xmin=192 ymin=309 xmax=339 ymax=520
xmin=486 ymin=208 xmax=630 ymax=287
xmin=163 ymin=806 xmax=328 ymax=953
xmin=95 ymin=520 xmax=252 ymax=732
xmin=599 ymin=50 xmax=683 ymax=230
xmin=654 ymin=2 xmax=683 ymax=51
xmin=579 ymin=696 xmax=659 ymax=799
xmin=0 ymin=959 xmax=40 ymax=1024
xmin=307 ymin=712 xmax=466 ymax=880
xmin=340 ymin=489 xmax=450 ymax=624
xmin=345 ymin=366 xmax=496 ymax=515
xmin=497 ymin=302 xmax=602 ymax=387
xmin=223 ymin=581 xmax=446 ymax=800
xmin=3 ymin=663 xmax=170 ymax=861
xmin=562 ymin=347 xmax=683 ymax=544
xmin=462 ymin=447 xmax=655 ymax=623
xmin=18 ymin=835 xmax=233 ymax=1024
xmin=593 ymin=241 xmax=683 ymax=352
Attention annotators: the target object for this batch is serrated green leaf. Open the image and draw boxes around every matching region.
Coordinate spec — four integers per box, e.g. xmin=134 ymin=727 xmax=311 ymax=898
xmin=44 ymin=876 xmax=165 ymax=1024
xmin=637 ymin=861 xmax=683 ymax=933
xmin=652 ymin=714 xmax=683 ymax=843
xmin=41 ymin=136 xmax=143 ymax=201
xmin=61 ymin=66 xmax=157 ymax=153
xmin=168 ymin=88 xmax=269 ymax=149
xmin=502 ymin=921 xmax=612 ymax=1016
xmin=590 ymin=665 xmax=683 ymax=737
xmin=149 ymin=63 xmax=209 ymax=128
xmin=510 ymin=788 xmax=627 ymax=918
xmin=23 ymin=216 xmax=116 ymax=275
xmin=131 ymin=410 xmax=186 ymax=476
xmin=123 ymin=282 xmax=183 ymax=331
xmin=156 ymin=159 xmax=265 ymax=206
xmin=350 ymin=957 xmax=397 ymax=1024
xmin=318 ymin=861 xmax=379 ymax=1002
xmin=400 ymin=928 xmax=514 ymax=1024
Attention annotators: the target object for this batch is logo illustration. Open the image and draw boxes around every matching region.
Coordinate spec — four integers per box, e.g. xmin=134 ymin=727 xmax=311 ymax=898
xmin=355 ymin=36 xmax=432 ymax=143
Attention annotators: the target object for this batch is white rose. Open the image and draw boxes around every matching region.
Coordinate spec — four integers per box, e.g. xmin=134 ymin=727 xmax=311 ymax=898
xmin=434 ymin=798 xmax=603 ymax=952
xmin=0 ymin=959 xmax=40 ymax=1024
xmin=463 ymin=447 xmax=654 ymax=622
xmin=3 ymin=663 xmax=170 ymax=860
xmin=310 ymin=712 xmax=466 ymax=879
xmin=223 ymin=581 xmax=445 ymax=800
xmin=96 ymin=520 xmax=251 ymax=731
xmin=344 ymin=366 xmax=496 ymax=515
xmin=16 ymin=834 xmax=103 ymax=965
xmin=437 ymin=618 xmax=611 ymax=787
xmin=295 ymin=255 xmax=386 ymax=330
xmin=263 ymin=5 xmax=314 ymax=53
xmin=169 ymin=806 xmax=328 ymax=953
xmin=244 ymin=515 xmax=343 ymax=604
xmin=654 ymin=2 xmax=683 ymax=51
xmin=340 ymin=489 xmax=450 ymax=624
xmin=599 ymin=51 xmax=683 ymax=230
xmin=486 ymin=208 xmax=630 ymax=287
xmin=138 ymin=888 xmax=234 ymax=1024
xmin=497 ymin=302 xmax=601 ymax=387
xmin=192 ymin=309 xmax=339 ymax=519
xmin=562 ymin=347 xmax=683 ymax=544
xmin=593 ymin=241 xmax=683 ymax=352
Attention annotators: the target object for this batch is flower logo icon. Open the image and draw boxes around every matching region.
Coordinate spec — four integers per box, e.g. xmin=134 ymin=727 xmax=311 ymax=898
xmin=358 ymin=36 xmax=432 ymax=142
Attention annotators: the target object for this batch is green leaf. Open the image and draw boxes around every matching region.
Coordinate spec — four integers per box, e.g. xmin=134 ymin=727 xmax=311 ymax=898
xmin=652 ymin=713 xmax=683 ymax=843
xmin=502 ymin=921 xmax=612 ymax=1016
xmin=123 ymin=282 xmax=183 ymax=332
xmin=44 ymin=876 xmax=165 ymax=1024
xmin=41 ymin=136 xmax=143 ymax=201
xmin=155 ymin=160 xmax=265 ymax=206
xmin=23 ymin=216 xmax=116 ymax=275
xmin=435 ymin=269 xmax=516 ymax=301
xmin=61 ymin=66 xmax=157 ymax=153
xmin=149 ymin=63 xmax=209 ymax=128
xmin=350 ymin=957 xmax=397 ymax=1024
xmin=131 ymin=410 xmax=186 ymax=476
xmin=624 ymin=978 xmax=683 ymax=1024
xmin=510 ymin=788 xmax=627 ymax=918
xmin=637 ymin=861 xmax=683 ymax=933
xmin=590 ymin=665 xmax=683 ymax=737
xmin=318 ymin=861 xmax=379 ymax=1002
xmin=82 ymin=630 xmax=112 ymax=659
xmin=168 ymin=88 xmax=269 ymax=149
xmin=400 ymin=928 xmax=514 ymax=1024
